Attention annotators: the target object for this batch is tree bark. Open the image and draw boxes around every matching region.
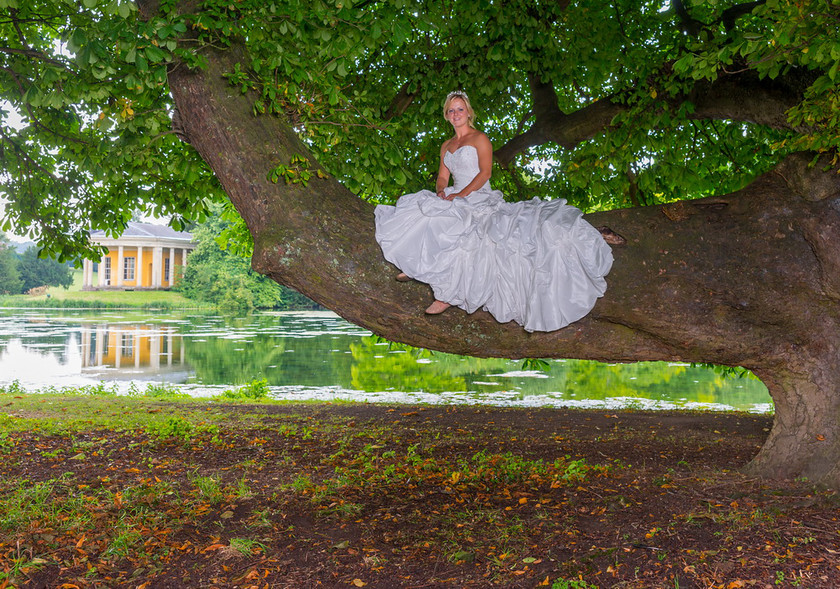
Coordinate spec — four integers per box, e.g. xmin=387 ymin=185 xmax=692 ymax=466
xmin=495 ymin=69 xmax=813 ymax=167
xmin=162 ymin=25 xmax=840 ymax=486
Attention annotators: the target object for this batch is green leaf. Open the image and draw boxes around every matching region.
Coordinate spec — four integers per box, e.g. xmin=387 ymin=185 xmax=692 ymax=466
xmin=69 ymin=28 xmax=87 ymax=51
xmin=828 ymin=61 xmax=839 ymax=82
xmin=145 ymin=45 xmax=167 ymax=63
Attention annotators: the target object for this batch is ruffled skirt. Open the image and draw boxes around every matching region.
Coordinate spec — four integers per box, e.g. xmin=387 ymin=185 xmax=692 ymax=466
xmin=374 ymin=188 xmax=613 ymax=332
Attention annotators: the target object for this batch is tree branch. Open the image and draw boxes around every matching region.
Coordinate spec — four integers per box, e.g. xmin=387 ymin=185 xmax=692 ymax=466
xmin=494 ymin=75 xmax=624 ymax=167
xmin=383 ymin=81 xmax=416 ymax=120
xmin=721 ymin=1 xmax=765 ymax=31
xmin=672 ymin=0 xmax=703 ymax=37
xmin=494 ymin=67 xmax=812 ymax=165
xmin=0 ymin=126 xmax=59 ymax=181
xmin=0 ymin=47 xmax=76 ymax=73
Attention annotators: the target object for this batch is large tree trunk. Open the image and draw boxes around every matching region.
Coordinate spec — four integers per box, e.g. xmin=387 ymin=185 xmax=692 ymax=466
xmin=161 ymin=28 xmax=840 ymax=486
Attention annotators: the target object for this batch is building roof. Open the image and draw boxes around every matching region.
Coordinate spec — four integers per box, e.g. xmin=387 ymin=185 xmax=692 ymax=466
xmin=91 ymin=221 xmax=193 ymax=241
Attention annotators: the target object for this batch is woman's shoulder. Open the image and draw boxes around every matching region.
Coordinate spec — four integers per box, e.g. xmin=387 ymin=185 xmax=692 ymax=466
xmin=441 ymin=131 xmax=491 ymax=154
xmin=464 ymin=130 xmax=491 ymax=147
xmin=465 ymin=131 xmax=492 ymax=153
xmin=441 ymin=136 xmax=457 ymax=153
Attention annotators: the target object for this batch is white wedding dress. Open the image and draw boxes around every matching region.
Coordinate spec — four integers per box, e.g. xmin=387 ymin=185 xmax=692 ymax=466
xmin=374 ymin=145 xmax=614 ymax=332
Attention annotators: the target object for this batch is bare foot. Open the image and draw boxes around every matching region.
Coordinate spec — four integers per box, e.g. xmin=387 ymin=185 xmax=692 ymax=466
xmin=396 ymin=273 xmax=411 ymax=282
xmin=425 ymin=300 xmax=451 ymax=315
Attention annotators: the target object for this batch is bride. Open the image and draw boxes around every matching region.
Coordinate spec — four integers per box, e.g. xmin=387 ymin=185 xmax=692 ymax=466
xmin=374 ymin=90 xmax=614 ymax=333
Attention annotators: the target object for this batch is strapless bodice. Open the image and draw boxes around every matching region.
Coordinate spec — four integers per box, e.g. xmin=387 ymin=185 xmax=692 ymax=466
xmin=444 ymin=145 xmax=491 ymax=193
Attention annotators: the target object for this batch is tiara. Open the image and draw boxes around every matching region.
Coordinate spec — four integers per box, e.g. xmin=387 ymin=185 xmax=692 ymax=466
xmin=446 ymin=90 xmax=468 ymax=101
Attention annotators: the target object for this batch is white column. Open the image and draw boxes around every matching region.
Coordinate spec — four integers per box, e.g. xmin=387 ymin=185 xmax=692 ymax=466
xmin=152 ymin=246 xmax=163 ymax=288
xmin=168 ymin=247 xmax=175 ymax=286
xmin=151 ymin=331 xmax=160 ymax=371
xmin=116 ymin=246 xmax=124 ymax=287
xmin=182 ymin=247 xmax=189 ymax=269
xmin=98 ymin=254 xmax=107 ymax=287
xmin=82 ymin=259 xmax=91 ymax=289
xmin=81 ymin=327 xmax=91 ymax=367
xmin=134 ymin=246 xmax=142 ymax=288
xmin=95 ymin=325 xmax=104 ymax=366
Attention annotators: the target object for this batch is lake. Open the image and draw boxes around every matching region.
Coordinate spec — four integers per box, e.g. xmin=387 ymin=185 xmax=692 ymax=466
xmin=0 ymin=308 xmax=772 ymax=412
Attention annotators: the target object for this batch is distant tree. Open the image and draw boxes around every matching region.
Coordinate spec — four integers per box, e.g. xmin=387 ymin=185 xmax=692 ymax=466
xmin=178 ymin=207 xmax=315 ymax=312
xmin=17 ymin=247 xmax=74 ymax=293
xmin=0 ymin=235 xmax=22 ymax=295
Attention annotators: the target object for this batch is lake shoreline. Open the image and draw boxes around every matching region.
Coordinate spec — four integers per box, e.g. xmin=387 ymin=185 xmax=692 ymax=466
xmin=0 ymin=308 xmax=773 ymax=412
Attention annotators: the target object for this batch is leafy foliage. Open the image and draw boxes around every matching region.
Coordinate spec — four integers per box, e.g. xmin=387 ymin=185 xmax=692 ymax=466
xmin=177 ymin=206 xmax=315 ymax=311
xmin=0 ymin=0 xmax=220 ymax=260
xmin=16 ymin=246 xmax=73 ymax=292
xmin=1 ymin=0 xmax=838 ymax=259
xmin=221 ymin=378 xmax=270 ymax=401
xmin=0 ymin=235 xmax=22 ymax=294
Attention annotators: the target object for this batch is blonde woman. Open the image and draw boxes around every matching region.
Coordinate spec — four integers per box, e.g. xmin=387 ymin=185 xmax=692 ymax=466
xmin=374 ymin=91 xmax=614 ymax=332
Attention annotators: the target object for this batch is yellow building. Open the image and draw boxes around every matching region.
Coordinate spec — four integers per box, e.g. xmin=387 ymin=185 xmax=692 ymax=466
xmin=82 ymin=222 xmax=195 ymax=290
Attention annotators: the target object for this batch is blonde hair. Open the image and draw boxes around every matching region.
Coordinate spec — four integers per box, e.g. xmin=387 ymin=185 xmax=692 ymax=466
xmin=443 ymin=90 xmax=476 ymax=128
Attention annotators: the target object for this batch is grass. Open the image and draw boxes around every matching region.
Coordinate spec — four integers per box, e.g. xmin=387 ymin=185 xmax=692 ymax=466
xmin=0 ymin=384 xmax=836 ymax=588
xmin=0 ymin=269 xmax=207 ymax=309
xmin=191 ymin=474 xmax=225 ymax=505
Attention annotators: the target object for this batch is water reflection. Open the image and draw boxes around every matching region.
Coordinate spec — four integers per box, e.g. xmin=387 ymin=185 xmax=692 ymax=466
xmin=0 ymin=309 xmax=772 ymax=411
xmin=79 ymin=324 xmax=186 ymax=380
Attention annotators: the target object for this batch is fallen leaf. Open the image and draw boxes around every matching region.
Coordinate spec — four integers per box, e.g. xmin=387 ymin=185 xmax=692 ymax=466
xmin=352 ymin=580 xmax=367 ymax=587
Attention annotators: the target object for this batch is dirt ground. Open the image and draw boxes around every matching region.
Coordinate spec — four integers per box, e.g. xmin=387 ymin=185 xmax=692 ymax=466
xmin=1 ymin=400 xmax=839 ymax=588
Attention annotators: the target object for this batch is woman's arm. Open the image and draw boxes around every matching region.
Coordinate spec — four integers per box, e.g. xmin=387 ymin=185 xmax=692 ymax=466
xmin=445 ymin=133 xmax=492 ymax=200
xmin=435 ymin=141 xmax=452 ymax=198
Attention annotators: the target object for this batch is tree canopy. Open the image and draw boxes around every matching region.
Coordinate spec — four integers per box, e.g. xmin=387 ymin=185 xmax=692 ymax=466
xmin=2 ymin=0 xmax=838 ymax=258
xmin=0 ymin=234 xmax=22 ymax=294
xmin=16 ymin=245 xmax=73 ymax=292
